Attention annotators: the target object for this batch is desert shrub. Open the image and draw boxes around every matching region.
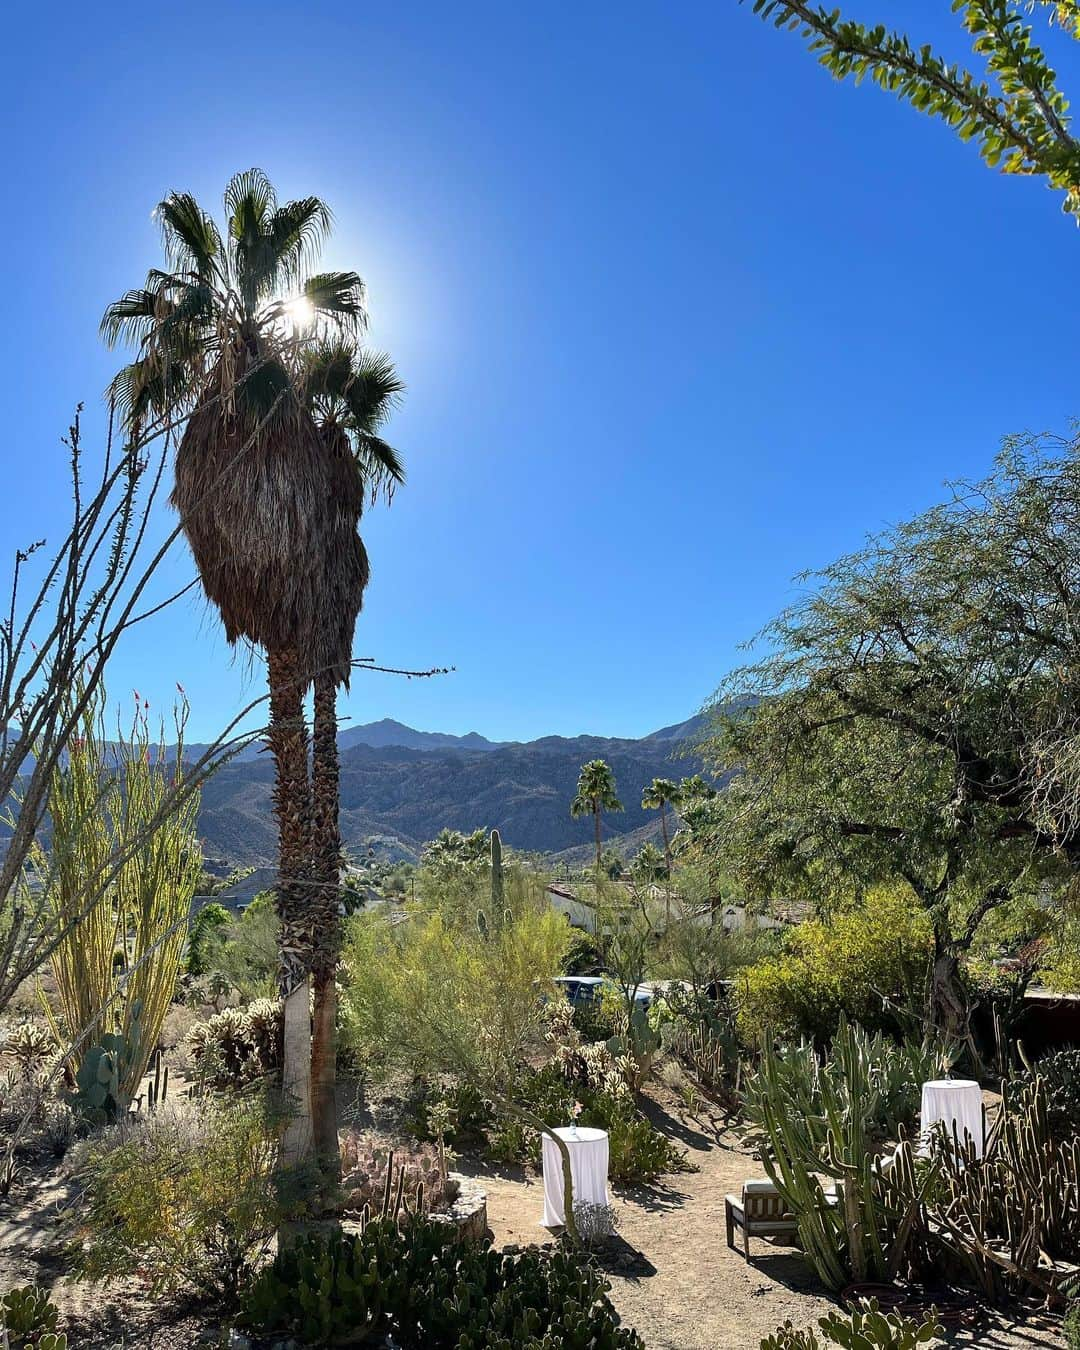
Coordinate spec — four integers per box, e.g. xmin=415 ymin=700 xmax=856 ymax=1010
xmin=737 ymin=886 xmax=932 ymax=1047
xmin=485 ymin=1061 xmax=687 ymax=1181
xmin=0 ymin=1285 xmax=67 ymax=1350
xmin=73 ymin=1096 xmax=281 ymax=1302
xmin=761 ymin=1300 xmax=942 ymax=1349
xmin=1016 ymin=1047 xmax=1080 ymax=1135
xmin=1065 ymin=1298 xmax=1080 ymax=1350
xmin=403 ymin=1077 xmax=494 ymax=1149
xmin=186 ymin=997 xmax=281 ymax=1090
xmin=242 ymin=1216 xmax=642 ymax=1347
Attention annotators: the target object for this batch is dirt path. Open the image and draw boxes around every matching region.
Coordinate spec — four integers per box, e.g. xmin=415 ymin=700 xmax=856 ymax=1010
xmin=471 ymin=1094 xmax=1065 ymax=1350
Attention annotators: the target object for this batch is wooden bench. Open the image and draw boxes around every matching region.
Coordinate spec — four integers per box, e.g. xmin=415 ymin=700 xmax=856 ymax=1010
xmin=724 ymin=1179 xmax=798 ymax=1257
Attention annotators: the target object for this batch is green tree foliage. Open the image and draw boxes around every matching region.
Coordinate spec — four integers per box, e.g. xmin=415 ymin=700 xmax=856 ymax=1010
xmin=737 ymin=886 xmax=933 ymax=1046
xmin=570 ymin=760 xmax=624 ymax=880
xmin=629 ymin=842 xmax=667 ymax=886
xmin=206 ymin=892 xmax=281 ymax=1000
xmin=33 ymin=689 xmax=201 ymax=1096
xmin=186 ymin=902 xmax=231 ymax=976
xmin=697 ymin=437 xmax=1080 ymax=1045
xmin=743 ymin=2 xmax=1080 ymax=217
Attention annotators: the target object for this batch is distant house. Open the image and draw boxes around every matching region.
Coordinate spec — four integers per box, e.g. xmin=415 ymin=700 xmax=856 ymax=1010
xmin=191 ymin=865 xmax=278 ymax=916
xmin=546 ymin=883 xmax=599 ymax=932
xmin=546 ymin=882 xmax=810 ymax=936
xmin=716 ymin=901 xmax=809 ymax=932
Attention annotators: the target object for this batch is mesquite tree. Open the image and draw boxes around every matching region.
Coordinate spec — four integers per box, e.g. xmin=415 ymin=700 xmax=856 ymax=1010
xmin=697 ymin=435 xmax=1080 ymax=1048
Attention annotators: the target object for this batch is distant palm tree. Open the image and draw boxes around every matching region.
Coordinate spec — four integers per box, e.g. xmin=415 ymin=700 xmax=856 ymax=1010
xmin=641 ymin=777 xmax=683 ymax=877
xmin=102 ymin=169 xmax=369 ymax=1172
xmin=570 ymin=760 xmax=623 ymax=879
xmin=300 ymin=338 xmax=404 ymax=1178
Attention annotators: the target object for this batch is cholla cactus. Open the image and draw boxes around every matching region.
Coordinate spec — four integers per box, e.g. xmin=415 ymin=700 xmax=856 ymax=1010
xmin=186 ymin=1000 xmax=283 ymax=1090
xmin=3 ymin=1022 xmax=56 ymax=1083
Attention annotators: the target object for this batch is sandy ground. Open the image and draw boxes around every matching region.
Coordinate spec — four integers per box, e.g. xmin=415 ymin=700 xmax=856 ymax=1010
xmin=472 ymin=1092 xmax=1066 ymax=1350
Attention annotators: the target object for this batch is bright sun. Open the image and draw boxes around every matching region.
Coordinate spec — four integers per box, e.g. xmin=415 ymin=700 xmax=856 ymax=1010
xmin=282 ymin=295 xmax=315 ymax=330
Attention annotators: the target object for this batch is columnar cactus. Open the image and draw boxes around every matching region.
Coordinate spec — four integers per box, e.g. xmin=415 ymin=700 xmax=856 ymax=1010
xmin=490 ymin=828 xmax=504 ymax=912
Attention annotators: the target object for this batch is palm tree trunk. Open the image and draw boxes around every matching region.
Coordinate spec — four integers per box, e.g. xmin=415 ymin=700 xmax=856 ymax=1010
xmin=593 ymin=802 xmax=602 ymax=880
xmin=311 ymin=669 xmax=342 ymax=1187
xmin=660 ymin=802 xmax=672 ymax=876
xmin=266 ymin=647 xmax=314 ymax=1169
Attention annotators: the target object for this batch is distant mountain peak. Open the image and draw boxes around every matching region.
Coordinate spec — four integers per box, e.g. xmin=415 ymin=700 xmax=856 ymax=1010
xmin=338 ymin=718 xmax=503 ymax=754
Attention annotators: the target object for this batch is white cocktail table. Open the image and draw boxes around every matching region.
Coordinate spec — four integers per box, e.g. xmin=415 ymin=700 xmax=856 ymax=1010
xmin=920 ymin=1078 xmax=984 ymax=1158
xmin=541 ymin=1125 xmax=609 ymax=1227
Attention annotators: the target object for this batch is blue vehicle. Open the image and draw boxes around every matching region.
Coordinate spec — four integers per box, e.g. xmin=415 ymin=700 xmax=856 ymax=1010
xmin=552 ymin=975 xmax=651 ymax=1009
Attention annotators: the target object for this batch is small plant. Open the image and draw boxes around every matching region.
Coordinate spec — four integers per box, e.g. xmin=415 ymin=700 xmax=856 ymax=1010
xmin=573 ymin=1199 xmax=619 ymax=1245
xmin=66 ymin=1028 xmax=137 ymax=1123
xmin=39 ymin=1102 xmax=78 ymax=1157
xmin=0 ymin=1285 xmax=68 ymax=1349
xmin=761 ymin=1301 xmax=942 ymax=1350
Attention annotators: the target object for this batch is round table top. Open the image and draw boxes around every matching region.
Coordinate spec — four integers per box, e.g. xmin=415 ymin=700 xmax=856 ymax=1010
xmin=922 ymin=1079 xmax=979 ymax=1092
xmin=549 ymin=1126 xmax=608 ymax=1145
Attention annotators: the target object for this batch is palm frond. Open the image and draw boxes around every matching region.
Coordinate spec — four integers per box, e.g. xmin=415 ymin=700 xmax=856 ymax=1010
xmin=107 ymin=357 xmax=197 ymax=428
xmin=270 ymin=197 xmax=333 ymax=283
xmin=354 ymin=432 xmax=406 ymax=495
xmin=224 ymin=168 xmax=276 ymax=242
xmin=345 ymin=349 xmax=405 ymax=427
xmin=302 ymin=271 xmax=367 ymax=334
xmin=100 ymin=289 xmax=165 ymax=348
xmin=155 ymin=193 xmax=223 ymax=280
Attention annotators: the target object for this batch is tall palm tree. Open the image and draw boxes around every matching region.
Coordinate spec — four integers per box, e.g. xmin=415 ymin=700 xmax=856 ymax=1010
xmin=641 ymin=777 xmax=683 ymax=877
xmin=299 ymin=338 xmax=404 ymax=1178
xmin=570 ymin=759 xmax=623 ymax=880
xmin=102 ymin=169 xmax=369 ymax=1170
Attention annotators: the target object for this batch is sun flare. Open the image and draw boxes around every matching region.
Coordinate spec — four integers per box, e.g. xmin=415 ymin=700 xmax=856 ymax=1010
xmin=282 ymin=295 xmax=315 ymax=331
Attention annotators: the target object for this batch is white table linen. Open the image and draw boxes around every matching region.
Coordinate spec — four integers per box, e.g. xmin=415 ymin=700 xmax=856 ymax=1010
xmin=920 ymin=1078 xmax=984 ymax=1158
xmin=541 ymin=1126 xmax=609 ymax=1227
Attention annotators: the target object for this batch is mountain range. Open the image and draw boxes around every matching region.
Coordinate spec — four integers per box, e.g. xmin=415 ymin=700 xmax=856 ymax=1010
xmin=196 ymin=713 xmax=713 ymax=868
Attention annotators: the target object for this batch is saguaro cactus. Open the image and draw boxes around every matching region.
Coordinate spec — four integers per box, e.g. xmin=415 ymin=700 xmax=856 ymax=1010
xmin=490 ymin=829 xmax=504 ymax=911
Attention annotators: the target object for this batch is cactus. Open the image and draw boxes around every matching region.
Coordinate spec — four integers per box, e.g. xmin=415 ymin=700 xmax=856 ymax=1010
xmin=606 ymin=1003 xmax=661 ymax=1088
xmin=490 ymin=828 xmax=504 ymax=910
xmin=67 ymin=1023 xmax=139 ymax=1123
xmin=880 ymin=1076 xmax=1080 ymax=1303
xmin=241 ymin=1217 xmax=643 ymax=1347
xmin=0 ymin=1285 xmax=68 ymax=1349
xmin=761 ymin=1301 xmax=942 ymax=1350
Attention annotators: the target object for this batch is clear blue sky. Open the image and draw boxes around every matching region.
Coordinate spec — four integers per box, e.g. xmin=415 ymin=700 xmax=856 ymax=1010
xmin=4 ymin=1 xmax=1079 ymax=743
